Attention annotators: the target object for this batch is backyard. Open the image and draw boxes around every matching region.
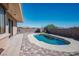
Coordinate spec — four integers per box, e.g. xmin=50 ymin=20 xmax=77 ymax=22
xmin=0 ymin=3 xmax=79 ymax=56
xmin=20 ymin=28 xmax=79 ymax=56
xmin=0 ymin=27 xmax=79 ymax=56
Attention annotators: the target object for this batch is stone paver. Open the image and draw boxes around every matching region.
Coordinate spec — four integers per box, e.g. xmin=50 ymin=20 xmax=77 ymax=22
xmin=1 ymin=34 xmax=23 ymax=56
xmin=1 ymin=28 xmax=79 ymax=56
xmin=19 ymin=33 xmax=79 ymax=56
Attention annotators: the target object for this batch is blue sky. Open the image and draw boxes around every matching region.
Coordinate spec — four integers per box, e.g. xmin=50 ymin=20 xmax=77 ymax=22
xmin=18 ymin=3 xmax=79 ymax=28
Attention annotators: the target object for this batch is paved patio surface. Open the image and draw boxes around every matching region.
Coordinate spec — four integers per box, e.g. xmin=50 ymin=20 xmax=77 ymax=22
xmin=19 ymin=28 xmax=79 ymax=56
xmin=19 ymin=33 xmax=79 ymax=56
xmin=1 ymin=34 xmax=23 ymax=56
xmin=1 ymin=28 xmax=79 ymax=56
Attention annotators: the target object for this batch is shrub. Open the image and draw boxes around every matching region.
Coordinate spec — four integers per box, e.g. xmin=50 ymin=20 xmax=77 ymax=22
xmin=35 ymin=28 xmax=40 ymax=33
xmin=44 ymin=25 xmax=79 ymax=41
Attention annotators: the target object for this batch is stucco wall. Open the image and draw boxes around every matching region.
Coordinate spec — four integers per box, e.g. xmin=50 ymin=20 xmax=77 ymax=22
xmin=12 ymin=19 xmax=17 ymax=35
xmin=7 ymin=3 xmax=22 ymax=22
xmin=13 ymin=26 xmax=17 ymax=35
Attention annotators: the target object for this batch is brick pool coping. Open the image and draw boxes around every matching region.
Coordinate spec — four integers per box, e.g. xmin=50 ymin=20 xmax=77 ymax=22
xmin=28 ymin=33 xmax=79 ymax=52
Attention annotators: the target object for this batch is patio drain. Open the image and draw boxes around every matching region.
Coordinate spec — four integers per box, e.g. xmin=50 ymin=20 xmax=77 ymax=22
xmin=0 ymin=48 xmax=4 ymax=54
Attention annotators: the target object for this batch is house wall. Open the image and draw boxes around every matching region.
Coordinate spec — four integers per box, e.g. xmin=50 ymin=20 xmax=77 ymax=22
xmin=0 ymin=4 xmax=9 ymax=10
xmin=0 ymin=5 xmax=10 ymax=53
xmin=0 ymin=3 xmax=23 ymax=36
xmin=7 ymin=13 xmax=17 ymax=35
xmin=7 ymin=3 xmax=23 ymax=22
xmin=0 ymin=3 xmax=22 ymax=35
xmin=13 ymin=20 xmax=17 ymax=35
xmin=0 ymin=3 xmax=22 ymax=54
xmin=0 ymin=3 xmax=23 ymax=22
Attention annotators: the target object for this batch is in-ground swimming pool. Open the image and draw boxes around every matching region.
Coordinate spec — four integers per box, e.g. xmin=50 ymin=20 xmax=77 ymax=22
xmin=34 ymin=34 xmax=70 ymax=45
xmin=28 ymin=33 xmax=79 ymax=52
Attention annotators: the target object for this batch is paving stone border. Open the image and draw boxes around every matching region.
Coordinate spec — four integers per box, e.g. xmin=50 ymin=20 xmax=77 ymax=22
xmin=19 ymin=33 xmax=79 ymax=56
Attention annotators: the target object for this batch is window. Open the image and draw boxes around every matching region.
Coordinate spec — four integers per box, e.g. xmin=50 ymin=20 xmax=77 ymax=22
xmin=8 ymin=19 xmax=13 ymax=36
xmin=0 ymin=7 xmax=5 ymax=34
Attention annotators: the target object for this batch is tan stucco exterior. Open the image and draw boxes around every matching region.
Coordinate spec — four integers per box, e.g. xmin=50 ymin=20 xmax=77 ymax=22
xmin=7 ymin=3 xmax=23 ymax=22
xmin=1 ymin=3 xmax=23 ymax=22
xmin=0 ymin=3 xmax=23 ymax=35
xmin=0 ymin=3 xmax=9 ymax=10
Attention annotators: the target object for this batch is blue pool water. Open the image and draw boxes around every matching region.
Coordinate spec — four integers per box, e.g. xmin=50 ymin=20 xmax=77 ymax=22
xmin=34 ymin=34 xmax=70 ymax=45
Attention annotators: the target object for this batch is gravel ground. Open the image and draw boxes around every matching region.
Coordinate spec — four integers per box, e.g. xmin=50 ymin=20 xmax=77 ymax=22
xmin=19 ymin=33 xmax=79 ymax=56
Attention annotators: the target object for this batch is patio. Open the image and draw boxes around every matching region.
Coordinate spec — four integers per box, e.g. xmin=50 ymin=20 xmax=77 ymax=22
xmin=1 ymin=29 xmax=79 ymax=56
